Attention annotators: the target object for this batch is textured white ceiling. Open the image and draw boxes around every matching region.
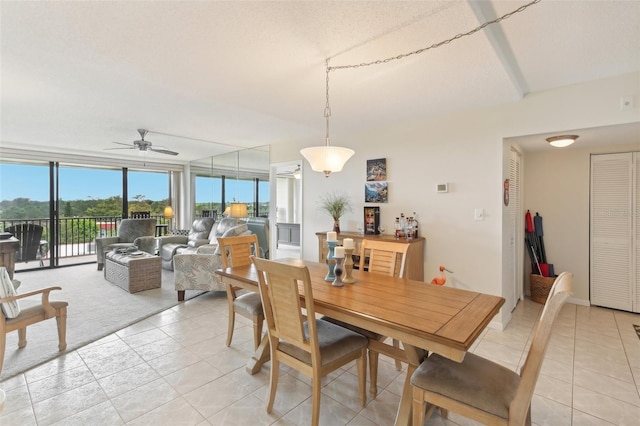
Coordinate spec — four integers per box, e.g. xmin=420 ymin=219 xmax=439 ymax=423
xmin=1 ymin=1 xmax=639 ymax=163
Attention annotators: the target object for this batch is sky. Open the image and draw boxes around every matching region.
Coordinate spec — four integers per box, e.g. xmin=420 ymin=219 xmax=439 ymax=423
xmin=0 ymin=163 xmax=265 ymax=203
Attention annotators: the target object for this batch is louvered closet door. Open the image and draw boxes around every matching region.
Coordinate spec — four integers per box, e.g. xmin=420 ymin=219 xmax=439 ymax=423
xmin=590 ymin=153 xmax=633 ymax=311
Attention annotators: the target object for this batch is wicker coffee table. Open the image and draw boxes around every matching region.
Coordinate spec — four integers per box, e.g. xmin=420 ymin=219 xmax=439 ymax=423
xmin=104 ymin=250 xmax=161 ymax=293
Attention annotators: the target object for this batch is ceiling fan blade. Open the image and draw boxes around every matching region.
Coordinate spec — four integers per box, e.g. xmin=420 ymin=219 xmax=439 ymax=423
xmin=111 ymin=141 xmax=134 ymax=147
xmin=149 ymin=147 xmax=179 ymax=156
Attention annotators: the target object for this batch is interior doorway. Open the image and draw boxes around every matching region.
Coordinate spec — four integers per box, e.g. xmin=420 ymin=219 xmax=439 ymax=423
xmin=270 ymin=161 xmax=303 ymax=260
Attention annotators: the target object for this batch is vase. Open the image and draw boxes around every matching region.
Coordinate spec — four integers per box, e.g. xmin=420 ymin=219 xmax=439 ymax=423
xmin=333 ymin=220 xmax=340 ymax=233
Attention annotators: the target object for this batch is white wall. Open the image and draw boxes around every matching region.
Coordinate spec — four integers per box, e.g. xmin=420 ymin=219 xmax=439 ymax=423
xmin=271 ymin=72 xmax=640 ymax=328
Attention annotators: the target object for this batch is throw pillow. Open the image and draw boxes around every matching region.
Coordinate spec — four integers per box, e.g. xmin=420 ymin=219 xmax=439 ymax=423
xmin=213 ymin=225 xmax=251 ymax=256
xmin=0 ymin=266 xmax=21 ymax=319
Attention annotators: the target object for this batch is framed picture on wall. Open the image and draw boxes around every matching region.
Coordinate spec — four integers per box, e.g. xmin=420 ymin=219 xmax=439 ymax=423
xmin=365 ymin=181 xmax=388 ymax=203
xmin=366 ymin=158 xmax=387 ymax=181
xmin=364 ymin=206 xmax=380 ymax=235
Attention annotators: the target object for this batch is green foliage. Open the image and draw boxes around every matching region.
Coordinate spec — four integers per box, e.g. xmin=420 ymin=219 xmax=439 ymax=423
xmin=319 ymin=192 xmax=352 ymax=220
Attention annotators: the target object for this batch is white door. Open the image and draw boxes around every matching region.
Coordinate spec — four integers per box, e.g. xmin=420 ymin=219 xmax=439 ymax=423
xmin=590 ymin=153 xmax=633 ymax=311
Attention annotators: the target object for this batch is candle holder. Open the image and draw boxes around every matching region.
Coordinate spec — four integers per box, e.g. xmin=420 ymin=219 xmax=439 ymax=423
xmin=332 ymin=256 xmax=345 ymax=287
xmin=342 ymin=248 xmax=355 ymax=284
xmin=325 ymin=240 xmax=337 ymax=281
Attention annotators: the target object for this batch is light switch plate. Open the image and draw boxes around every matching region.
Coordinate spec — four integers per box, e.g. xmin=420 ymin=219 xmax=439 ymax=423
xmin=474 ymin=208 xmax=484 ymax=221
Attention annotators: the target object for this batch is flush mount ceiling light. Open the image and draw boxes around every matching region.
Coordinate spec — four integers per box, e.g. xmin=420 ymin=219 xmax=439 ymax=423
xmin=546 ymin=135 xmax=579 ymax=148
xmin=300 ymin=1 xmax=540 ymax=177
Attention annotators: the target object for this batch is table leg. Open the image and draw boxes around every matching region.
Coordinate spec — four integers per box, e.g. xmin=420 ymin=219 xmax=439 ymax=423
xmin=394 ymin=343 xmax=426 ymax=426
xmin=246 ymin=332 xmax=271 ymax=375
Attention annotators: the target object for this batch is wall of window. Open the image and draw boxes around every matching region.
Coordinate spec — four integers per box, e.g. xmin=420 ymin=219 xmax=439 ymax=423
xmin=191 ymin=146 xmax=270 ymax=218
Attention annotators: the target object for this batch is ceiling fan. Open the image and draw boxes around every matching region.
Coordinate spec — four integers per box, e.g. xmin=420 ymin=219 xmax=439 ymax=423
xmin=106 ymin=129 xmax=179 ymax=156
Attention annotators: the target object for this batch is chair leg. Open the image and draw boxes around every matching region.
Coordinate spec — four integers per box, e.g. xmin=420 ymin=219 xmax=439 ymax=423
xmin=369 ymin=349 xmax=379 ymax=398
xmin=57 ymin=307 xmax=67 ymax=351
xmin=311 ymin=367 xmax=322 ymax=426
xmin=18 ymin=328 xmax=27 ymax=348
xmin=97 ymin=263 xmax=104 ymax=271
xmin=266 ymin=357 xmax=279 ymax=414
xmin=412 ymin=387 xmax=426 ymax=426
xmin=226 ymin=286 xmax=237 ymax=347
xmin=393 ymin=339 xmax=402 ymax=370
xmin=0 ymin=332 xmax=6 ymax=374
xmin=177 ymin=290 xmax=185 ymax=302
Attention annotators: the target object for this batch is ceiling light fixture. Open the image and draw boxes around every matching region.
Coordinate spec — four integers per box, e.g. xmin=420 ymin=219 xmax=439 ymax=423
xmin=301 ymin=59 xmax=355 ymax=178
xmin=546 ymin=135 xmax=579 ymax=148
xmin=300 ymin=0 xmax=540 ymax=177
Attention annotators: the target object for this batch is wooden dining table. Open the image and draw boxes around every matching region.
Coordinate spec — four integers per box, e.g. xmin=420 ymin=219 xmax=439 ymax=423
xmin=216 ymin=258 xmax=504 ymax=426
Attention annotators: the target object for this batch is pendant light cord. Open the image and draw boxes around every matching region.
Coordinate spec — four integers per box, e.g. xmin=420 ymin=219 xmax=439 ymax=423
xmin=324 ymin=59 xmax=332 ymax=147
xmin=327 ymin=0 xmax=541 ymax=72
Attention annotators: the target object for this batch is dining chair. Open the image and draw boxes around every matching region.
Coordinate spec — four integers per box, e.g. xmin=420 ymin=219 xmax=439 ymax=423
xmin=410 ymin=272 xmax=573 ymax=426
xmin=325 ymin=238 xmax=409 ymax=398
xmin=217 ymin=234 xmax=264 ymax=350
xmin=250 ymin=256 xmax=368 ymax=426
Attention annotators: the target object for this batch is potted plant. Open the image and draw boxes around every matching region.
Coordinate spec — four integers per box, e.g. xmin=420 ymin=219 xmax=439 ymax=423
xmin=319 ymin=192 xmax=352 ymax=233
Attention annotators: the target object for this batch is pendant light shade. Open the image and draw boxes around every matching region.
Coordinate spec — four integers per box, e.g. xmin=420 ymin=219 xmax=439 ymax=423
xmin=546 ymin=135 xmax=578 ymax=148
xmin=301 ymin=146 xmax=355 ymax=177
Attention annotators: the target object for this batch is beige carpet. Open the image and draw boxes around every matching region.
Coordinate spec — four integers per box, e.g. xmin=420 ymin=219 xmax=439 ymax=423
xmin=0 ymin=263 xmax=204 ymax=381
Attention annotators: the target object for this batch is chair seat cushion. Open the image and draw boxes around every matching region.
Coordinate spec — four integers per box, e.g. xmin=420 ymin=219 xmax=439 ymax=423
xmin=234 ymin=292 xmax=263 ymax=316
xmin=321 ymin=316 xmax=381 ymax=340
xmin=279 ymin=319 xmax=367 ymax=367
xmin=410 ymin=352 xmax=520 ymax=420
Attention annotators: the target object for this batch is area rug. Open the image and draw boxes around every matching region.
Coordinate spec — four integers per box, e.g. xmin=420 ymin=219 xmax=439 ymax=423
xmin=634 ymin=324 xmax=640 ymax=340
xmin=0 ymin=263 xmax=203 ymax=381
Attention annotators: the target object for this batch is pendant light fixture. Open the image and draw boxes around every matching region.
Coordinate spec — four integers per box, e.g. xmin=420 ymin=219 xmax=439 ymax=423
xmin=301 ymin=59 xmax=355 ymax=178
xmin=299 ymin=1 xmax=540 ymax=177
xmin=546 ymin=135 xmax=579 ymax=148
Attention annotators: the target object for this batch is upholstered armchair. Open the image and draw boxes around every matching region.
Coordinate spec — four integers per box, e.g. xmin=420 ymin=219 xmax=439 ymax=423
xmin=156 ymin=217 xmax=215 ymax=271
xmin=95 ymin=218 xmax=156 ymax=271
xmin=173 ymin=220 xmax=252 ymax=301
xmin=246 ymin=217 xmax=270 ymax=259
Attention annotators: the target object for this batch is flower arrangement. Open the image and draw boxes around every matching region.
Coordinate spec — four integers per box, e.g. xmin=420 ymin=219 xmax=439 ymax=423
xmin=319 ymin=192 xmax=352 ymax=232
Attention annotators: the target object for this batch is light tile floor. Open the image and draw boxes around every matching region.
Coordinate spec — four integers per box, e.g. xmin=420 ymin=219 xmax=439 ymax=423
xmin=1 ymin=294 xmax=639 ymax=425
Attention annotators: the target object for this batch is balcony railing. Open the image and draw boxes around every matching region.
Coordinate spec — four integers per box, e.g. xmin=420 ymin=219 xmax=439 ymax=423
xmin=0 ymin=216 xmax=171 ymax=264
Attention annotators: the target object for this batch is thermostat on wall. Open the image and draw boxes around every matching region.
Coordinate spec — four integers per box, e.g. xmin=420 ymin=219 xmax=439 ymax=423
xmin=437 ymin=183 xmax=449 ymax=193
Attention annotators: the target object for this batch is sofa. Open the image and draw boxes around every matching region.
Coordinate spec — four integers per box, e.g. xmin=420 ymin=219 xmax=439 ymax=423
xmin=156 ymin=217 xmax=215 ymax=270
xmin=173 ymin=218 xmax=253 ymax=301
xmin=95 ymin=218 xmax=157 ymax=271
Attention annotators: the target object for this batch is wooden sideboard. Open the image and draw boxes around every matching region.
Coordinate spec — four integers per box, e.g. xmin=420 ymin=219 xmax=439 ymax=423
xmin=316 ymin=231 xmax=425 ymax=281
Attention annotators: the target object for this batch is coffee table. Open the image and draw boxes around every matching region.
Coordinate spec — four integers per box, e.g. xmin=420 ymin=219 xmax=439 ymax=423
xmin=104 ymin=250 xmax=161 ymax=293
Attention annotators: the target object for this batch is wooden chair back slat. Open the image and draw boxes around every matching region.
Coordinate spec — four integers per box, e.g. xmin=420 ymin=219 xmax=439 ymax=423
xmin=359 ymin=239 xmax=409 ymax=278
xmin=218 ymin=234 xmax=260 ymax=268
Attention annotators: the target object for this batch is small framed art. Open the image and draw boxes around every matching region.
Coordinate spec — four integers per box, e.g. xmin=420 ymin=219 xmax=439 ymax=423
xmin=366 ymin=158 xmax=387 ymax=181
xmin=364 ymin=206 xmax=380 ymax=235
